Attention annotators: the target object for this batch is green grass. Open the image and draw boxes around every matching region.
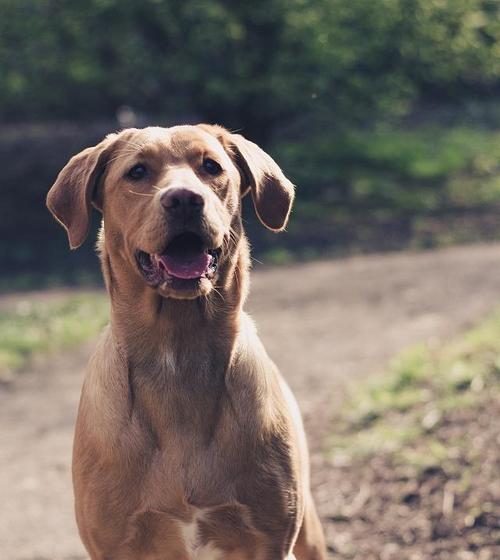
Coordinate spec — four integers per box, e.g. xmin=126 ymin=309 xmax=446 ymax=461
xmin=0 ymin=270 xmax=102 ymax=293
xmin=277 ymin=124 xmax=500 ymax=214
xmin=330 ymin=310 xmax=500 ymax=467
xmin=0 ymin=292 xmax=108 ymax=380
xmin=259 ymin=122 xmax=500 ymax=260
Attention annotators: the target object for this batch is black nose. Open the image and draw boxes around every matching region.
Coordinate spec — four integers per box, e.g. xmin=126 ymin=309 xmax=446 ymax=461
xmin=160 ymin=188 xmax=204 ymax=218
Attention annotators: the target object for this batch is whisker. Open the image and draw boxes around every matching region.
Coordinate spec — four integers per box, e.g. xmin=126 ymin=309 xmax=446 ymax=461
xmin=114 ymin=138 xmax=144 ymax=150
xmin=107 ymin=149 xmax=139 ymax=165
xmin=232 ymin=263 xmax=241 ymax=292
xmin=211 ymin=287 xmax=225 ymax=304
xmin=128 ymin=190 xmax=155 ymax=198
xmin=203 ymin=288 xmax=225 ymax=319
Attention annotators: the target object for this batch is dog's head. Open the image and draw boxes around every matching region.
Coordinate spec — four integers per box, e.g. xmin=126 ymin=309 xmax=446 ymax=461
xmin=47 ymin=125 xmax=294 ymax=300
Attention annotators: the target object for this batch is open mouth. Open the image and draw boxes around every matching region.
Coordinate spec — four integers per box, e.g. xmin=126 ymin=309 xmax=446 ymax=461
xmin=135 ymin=232 xmax=220 ymax=290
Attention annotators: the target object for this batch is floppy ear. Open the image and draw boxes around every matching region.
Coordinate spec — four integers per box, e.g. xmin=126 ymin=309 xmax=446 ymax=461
xmin=198 ymin=124 xmax=295 ymax=231
xmin=46 ymin=136 xmax=115 ymax=249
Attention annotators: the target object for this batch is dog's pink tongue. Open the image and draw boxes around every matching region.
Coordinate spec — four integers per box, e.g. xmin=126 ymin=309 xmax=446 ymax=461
xmin=158 ymin=252 xmax=212 ymax=279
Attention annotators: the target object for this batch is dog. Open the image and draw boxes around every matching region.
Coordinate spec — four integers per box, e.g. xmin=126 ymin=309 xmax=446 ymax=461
xmin=47 ymin=124 xmax=327 ymax=559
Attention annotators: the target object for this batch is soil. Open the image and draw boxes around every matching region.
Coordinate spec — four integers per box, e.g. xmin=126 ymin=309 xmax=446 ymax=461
xmin=2 ymin=243 xmax=500 ymax=559
xmin=321 ymin=399 xmax=500 ymax=560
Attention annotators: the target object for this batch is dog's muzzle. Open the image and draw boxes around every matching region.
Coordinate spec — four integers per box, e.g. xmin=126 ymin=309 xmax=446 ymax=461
xmin=135 ymin=232 xmax=221 ymax=289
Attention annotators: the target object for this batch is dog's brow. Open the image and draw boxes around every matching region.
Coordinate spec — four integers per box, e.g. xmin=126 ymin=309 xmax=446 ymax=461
xmin=134 ymin=142 xmax=167 ymax=159
xmin=115 ymin=137 xmax=144 ymax=150
xmin=170 ymin=131 xmax=215 ymax=155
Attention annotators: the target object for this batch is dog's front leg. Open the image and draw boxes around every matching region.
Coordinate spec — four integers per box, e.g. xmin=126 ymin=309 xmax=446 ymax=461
xmin=292 ymin=491 xmax=328 ymax=560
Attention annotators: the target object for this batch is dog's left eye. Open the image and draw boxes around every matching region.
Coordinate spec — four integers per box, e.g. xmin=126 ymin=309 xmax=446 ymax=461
xmin=127 ymin=164 xmax=148 ymax=180
xmin=202 ymin=158 xmax=222 ymax=176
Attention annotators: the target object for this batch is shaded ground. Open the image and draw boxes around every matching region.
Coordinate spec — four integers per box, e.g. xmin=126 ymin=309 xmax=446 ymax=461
xmin=319 ymin=309 xmax=500 ymax=560
xmin=2 ymin=243 xmax=500 ymax=559
xmin=323 ymin=399 xmax=500 ymax=560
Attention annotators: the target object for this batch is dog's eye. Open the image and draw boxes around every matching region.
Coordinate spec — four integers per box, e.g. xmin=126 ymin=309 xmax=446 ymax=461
xmin=127 ymin=164 xmax=148 ymax=180
xmin=202 ymin=158 xmax=222 ymax=176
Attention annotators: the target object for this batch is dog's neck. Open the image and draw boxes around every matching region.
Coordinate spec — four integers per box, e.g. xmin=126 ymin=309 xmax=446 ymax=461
xmin=97 ymin=235 xmax=252 ymax=440
xmin=99 ymin=234 xmax=250 ymax=376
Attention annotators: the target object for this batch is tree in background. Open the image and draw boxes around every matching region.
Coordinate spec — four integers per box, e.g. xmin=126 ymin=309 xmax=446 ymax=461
xmin=2 ymin=0 xmax=500 ymax=281
xmin=2 ymin=0 xmax=500 ymax=142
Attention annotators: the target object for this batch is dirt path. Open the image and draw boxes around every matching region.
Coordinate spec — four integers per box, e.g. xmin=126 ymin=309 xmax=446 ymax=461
xmin=2 ymin=243 xmax=500 ymax=559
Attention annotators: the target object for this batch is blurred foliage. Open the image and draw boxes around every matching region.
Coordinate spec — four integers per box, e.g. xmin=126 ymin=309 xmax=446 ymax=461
xmin=0 ymin=292 xmax=108 ymax=380
xmin=330 ymin=308 xmax=500 ymax=463
xmin=3 ymin=1 xmax=500 ymax=285
xmin=276 ymin=123 xmax=500 ymax=214
xmin=2 ymin=0 xmax=500 ymax=140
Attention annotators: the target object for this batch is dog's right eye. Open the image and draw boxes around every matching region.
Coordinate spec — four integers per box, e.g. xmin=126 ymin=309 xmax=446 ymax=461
xmin=127 ymin=164 xmax=148 ymax=180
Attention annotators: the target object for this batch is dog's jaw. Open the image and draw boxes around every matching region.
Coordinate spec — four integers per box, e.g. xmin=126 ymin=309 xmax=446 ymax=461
xmin=135 ymin=232 xmax=224 ymax=300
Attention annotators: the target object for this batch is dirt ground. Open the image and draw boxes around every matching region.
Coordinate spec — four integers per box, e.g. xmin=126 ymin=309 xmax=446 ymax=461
xmin=324 ymin=396 xmax=500 ymax=560
xmin=2 ymin=243 xmax=500 ymax=559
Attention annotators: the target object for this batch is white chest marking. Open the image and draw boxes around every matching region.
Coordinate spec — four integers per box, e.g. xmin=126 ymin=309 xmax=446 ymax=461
xmin=179 ymin=509 xmax=225 ymax=560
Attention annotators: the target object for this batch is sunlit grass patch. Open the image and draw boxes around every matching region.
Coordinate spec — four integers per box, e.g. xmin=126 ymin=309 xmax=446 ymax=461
xmin=330 ymin=310 xmax=500 ymax=467
xmin=0 ymin=292 xmax=108 ymax=380
xmin=278 ymin=125 xmax=500 ymax=213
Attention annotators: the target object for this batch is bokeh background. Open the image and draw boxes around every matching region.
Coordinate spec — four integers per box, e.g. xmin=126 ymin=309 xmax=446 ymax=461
xmin=3 ymin=0 xmax=500 ymax=286
xmin=1 ymin=1 xmax=500 ymax=559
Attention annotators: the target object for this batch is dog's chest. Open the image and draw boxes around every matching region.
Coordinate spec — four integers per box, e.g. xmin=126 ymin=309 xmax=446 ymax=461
xmin=129 ymin=502 xmax=258 ymax=559
xmin=117 ymin=359 xmax=293 ymax=557
xmin=177 ymin=508 xmax=225 ymax=559
xmin=126 ymin=433 xmax=261 ymax=557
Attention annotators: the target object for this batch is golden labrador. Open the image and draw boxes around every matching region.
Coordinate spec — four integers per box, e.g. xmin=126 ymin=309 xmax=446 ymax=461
xmin=47 ymin=124 xmax=327 ymax=559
